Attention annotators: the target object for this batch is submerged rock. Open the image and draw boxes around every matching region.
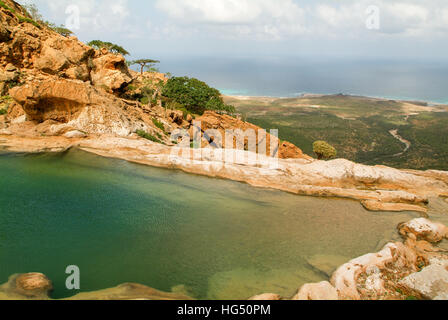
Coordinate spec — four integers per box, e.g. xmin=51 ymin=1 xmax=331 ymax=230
xmin=0 ymin=273 xmax=53 ymax=300
xmin=306 ymin=254 xmax=350 ymax=278
xmin=66 ymin=283 xmax=194 ymax=300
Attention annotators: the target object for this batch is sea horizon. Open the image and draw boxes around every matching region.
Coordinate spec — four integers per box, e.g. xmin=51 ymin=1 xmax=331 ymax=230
xmin=154 ymin=56 xmax=448 ymax=106
xmin=220 ymin=90 xmax=448 ymax=106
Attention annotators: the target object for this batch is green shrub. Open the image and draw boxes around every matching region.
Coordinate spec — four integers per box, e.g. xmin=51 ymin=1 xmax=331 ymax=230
xmin=17 ymin=16 xmax=40 ymax=28
xmin=0 ymin=0 xmax=16 ymax=14
xmin=152 ymin=118 xmax=165 ymax=132
xmin=45 ymin=22 xmax=73 ymax=37
xmin=136 ymin=130 xmax=161 ymax=144
xmin=313 ymin=141 xmax=337 ymax=160
xmin=0 ymin=108 xmax=7 ymax=115
xmin=88 ymin=40 xmax=129 ymax=56
xmin=140 ymin=96 xmax=149 ymax=105
xmin=162 ymin=76 xmax=235 ymax=115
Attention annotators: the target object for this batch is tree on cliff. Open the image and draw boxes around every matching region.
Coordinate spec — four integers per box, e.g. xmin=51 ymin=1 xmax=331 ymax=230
xmin=128 ymin=59 xmax=160 ymax=75
xmin=22 ymin=3 xmax=73 ymax=37
xmin=313 ymin=141 xmax=337 ymax=160
xmin=162 ymin=76 xmax=235 ymax=115
xmin=87 ymin=40 xmax=129 ymax=56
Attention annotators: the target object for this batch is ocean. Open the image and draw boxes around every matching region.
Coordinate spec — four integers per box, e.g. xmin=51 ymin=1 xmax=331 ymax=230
xmin=157 ymin=56 xmax=448 ymax=104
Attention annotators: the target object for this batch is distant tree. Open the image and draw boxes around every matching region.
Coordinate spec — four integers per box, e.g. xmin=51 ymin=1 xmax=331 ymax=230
xmin=87 ymin=40 xmax=129 ymax=56
xmin=22 ymin=3 xmax=43 ymax=21
xmin=22 ymin=4 xmax=73 ymax=37
xmin=162 ymin=76 xmax=235 ymax=115
xmin=313 ymin=141 xmax=337 ymax=160
xmin=129 ymin=59 xmax=160 ymax=75
xmin=45 ymin=22 xmax=73 ymax=37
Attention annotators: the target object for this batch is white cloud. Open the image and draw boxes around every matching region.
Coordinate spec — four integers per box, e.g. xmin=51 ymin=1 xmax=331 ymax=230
xmin=154 ymin=0 xmax=448 ymax=39
xmin=155 ymin=0 xmax=306 ymax=39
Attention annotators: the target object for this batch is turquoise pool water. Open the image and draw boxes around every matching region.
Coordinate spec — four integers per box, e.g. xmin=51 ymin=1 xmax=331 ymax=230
xmin=0 ymin=150 xmax=417 ymax=299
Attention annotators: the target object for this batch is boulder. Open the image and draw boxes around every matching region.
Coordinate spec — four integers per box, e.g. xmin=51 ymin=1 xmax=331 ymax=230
xmin=65 ymin=65 xmax=90 ymax=81
xmin=90 ymin=53 xmax=132 ymax=91
xmin=34 ymin=45 xmax=69 ymax=74
xmin=34 ymin=36 xmax=94 ymax=75
xmin=249 ymin=293 xmax=282 ymax=301
xmin=14 ymin=273 xmax=53 ymax=298
xmin=399 ymin=218 xmax=448 ymax=243
xmin=400 ymin=258 xmax=448 ymax=300
xmin=330 ymin=242 xmax=417 ymax=299
xmin=292 ymin=281 xmax=339 ymax=300
xmin=64 ymin=130 xmax=87 ymax=138
xmin=0 ymin=69 xmax=19 ymax=82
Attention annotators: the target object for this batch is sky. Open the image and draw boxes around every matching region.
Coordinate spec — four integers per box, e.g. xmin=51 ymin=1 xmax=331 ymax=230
xmin=16 ymin=0 xmax=448 ymax=62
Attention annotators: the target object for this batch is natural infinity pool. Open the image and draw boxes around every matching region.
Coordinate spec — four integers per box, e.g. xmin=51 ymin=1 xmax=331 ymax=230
xmin=0 ymin=150 xmax=418 ymax=299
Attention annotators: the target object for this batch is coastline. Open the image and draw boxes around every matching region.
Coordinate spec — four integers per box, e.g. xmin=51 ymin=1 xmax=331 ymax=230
xmin=224 ymin=93 xmax=448 ymax=107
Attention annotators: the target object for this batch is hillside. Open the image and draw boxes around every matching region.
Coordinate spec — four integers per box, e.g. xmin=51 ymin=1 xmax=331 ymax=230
xmin=226 ymin=94 xmax=448 ymax=170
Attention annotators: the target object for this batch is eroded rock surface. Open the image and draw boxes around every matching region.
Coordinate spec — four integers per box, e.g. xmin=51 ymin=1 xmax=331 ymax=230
xmin=399 ymin=218 xmax=448 ymax=243
xmin=400 ymin=258 xmax=448 ymax=300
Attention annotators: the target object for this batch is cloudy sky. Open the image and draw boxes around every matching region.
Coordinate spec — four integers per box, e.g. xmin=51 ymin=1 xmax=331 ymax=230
xmin=17 ymin=0 xmax=448 ymax=60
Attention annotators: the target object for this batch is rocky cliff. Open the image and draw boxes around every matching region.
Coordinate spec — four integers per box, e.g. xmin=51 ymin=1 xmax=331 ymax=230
xmin=0 ymin=0 xmax=307 ymax=158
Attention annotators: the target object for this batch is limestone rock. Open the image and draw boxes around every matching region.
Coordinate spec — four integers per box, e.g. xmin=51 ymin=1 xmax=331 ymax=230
xmin=399 ymin=218 xmax=448 ymax=243
xmin=278 ymin=141 xmax=309 ymax=159
xmin=292 ymin=281 xmax=339 ymax=300
xmin=249 ymin=293 xmax=282 ymax=300
xmin=9 ymin=78 xmax=152 ymax=136
xmin=64 ymin=130 xmax=87 ymax=138
xmin=331 ymin=242 xmax=417 ymax=300
xmin=90 ymin=53 xmax=132 ymax=91
xmin=400 ymin=258 xmax=448 ymax=300
xmin=65 ymin=65 xmax=90 ymax=81
xmin=34 ymin=45 xmax=69 ymax=73
xmin=0 ymin=68 xmax=19 ymax=82
xmin=14 ymin=273 xmax=53 ymax=298
xmin=361 ymin=200 xmax=428 ymax=213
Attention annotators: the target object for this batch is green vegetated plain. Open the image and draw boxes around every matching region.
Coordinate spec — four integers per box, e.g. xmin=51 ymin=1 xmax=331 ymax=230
xmin=225 ymin=95 xmax=448 ymax=171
